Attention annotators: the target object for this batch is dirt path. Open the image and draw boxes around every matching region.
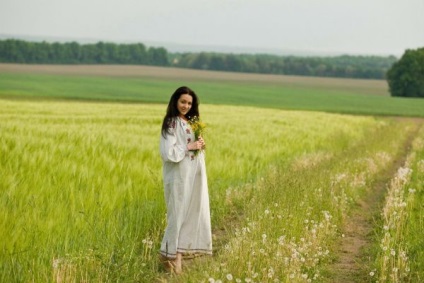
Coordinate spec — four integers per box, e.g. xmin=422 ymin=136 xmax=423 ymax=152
xmin=327 ymin=120 xmax=421 ymax=282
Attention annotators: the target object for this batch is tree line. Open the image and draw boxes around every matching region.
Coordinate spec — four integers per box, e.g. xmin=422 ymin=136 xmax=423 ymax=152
xmin=0 ymin=39 xmax=397 ymax=79
xmin=171 ymin=52 xmax=397 ymax=79
xmin=0 ymin=39 xmax=168 ymax=66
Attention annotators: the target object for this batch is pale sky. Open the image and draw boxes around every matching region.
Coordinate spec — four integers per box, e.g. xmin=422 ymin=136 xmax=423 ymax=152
xmin=1 ymin=0 xmax=423 ymax=56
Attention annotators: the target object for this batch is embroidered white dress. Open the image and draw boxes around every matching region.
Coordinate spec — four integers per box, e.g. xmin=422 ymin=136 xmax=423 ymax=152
xmin=159 ymin=117 xmax=212 ymax=259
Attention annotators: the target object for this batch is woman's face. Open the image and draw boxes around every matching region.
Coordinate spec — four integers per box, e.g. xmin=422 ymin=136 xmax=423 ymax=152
xmin=177 ymin=94 xmax=192 ymax=116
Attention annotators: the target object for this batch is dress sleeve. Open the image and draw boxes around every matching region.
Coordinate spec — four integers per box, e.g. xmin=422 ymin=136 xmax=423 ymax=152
xmin=160 ymin=126 xmax=188 ymax=163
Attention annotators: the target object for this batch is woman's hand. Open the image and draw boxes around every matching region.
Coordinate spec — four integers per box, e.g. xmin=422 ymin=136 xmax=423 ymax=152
xmin=198 ymin=136 xmax=206 ymax=149
xmin=187 ymin=140 xmax=203 ymax=151
xmin=187 ymin=136 xmax=206 ymax=151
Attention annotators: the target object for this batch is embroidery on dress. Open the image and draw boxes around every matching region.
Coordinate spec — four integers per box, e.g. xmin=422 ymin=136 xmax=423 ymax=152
xmin=169 ymin=119 xmax=176 ymax=129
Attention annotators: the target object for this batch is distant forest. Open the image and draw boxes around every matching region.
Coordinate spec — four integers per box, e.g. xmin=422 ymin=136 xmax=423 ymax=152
xmin=0 ymin=39 xmax=397 ymax=79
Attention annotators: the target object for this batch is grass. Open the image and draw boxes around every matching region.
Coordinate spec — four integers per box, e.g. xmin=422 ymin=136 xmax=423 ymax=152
xmin=1 ymin=65 xmax=424 ymax=282
xmin=372 ymin=125 xmax=424 ymax=282
xmin=1 ymin=68 xmax=424 ymax=117
xmin=1 ymin=98 xmax=422 ymax=282
xmin=179 ymin=118 xmax=419 ymax=283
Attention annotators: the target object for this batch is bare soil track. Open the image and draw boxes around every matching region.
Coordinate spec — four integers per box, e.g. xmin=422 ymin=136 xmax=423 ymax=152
xmin=327 ymin=119 xmax=422 ymax=282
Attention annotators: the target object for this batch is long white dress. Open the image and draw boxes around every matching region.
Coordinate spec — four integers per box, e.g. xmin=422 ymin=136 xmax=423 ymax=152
xmin=159 ymin=116 xmax=212 ymax=259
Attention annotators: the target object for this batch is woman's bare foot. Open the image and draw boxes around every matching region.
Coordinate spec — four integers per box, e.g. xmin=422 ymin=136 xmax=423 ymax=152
xmin=174 ymin=253 xmax=182 ymax=274
xmin=160 ymin=254 xmax=182 ymax=275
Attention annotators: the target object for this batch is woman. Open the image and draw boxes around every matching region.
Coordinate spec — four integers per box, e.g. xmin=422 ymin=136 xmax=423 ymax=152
xmin=159 ymin=86 xmax=212 ymax=274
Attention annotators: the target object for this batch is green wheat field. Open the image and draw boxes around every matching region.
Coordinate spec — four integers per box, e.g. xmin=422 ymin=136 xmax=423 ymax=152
xmin=1 ymin=64 xmax=423 ymax=282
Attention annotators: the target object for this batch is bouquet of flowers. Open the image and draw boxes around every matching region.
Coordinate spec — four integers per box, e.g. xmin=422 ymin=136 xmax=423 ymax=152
xmin=188 ymin=116 xmax=206 ymax=155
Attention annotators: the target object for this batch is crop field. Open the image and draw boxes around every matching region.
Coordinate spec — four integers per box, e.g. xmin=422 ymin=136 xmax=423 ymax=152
xmin=1 ymin=64 xmax=424 ymax=117
xmin=0 ymin=64 xmax=423 ymax=282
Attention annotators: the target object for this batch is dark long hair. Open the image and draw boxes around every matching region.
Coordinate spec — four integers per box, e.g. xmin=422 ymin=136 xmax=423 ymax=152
xmin=161 ymin=86 xmax=200 ymax=137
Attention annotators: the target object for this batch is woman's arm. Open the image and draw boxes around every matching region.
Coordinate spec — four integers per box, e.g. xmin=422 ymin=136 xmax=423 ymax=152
xmin=160 ymin=128 xmax=188 ymax=163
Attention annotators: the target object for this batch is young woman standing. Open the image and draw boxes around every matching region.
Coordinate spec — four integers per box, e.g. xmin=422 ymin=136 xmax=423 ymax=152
xmin=159 ymin=86 xmax=212 ymax=274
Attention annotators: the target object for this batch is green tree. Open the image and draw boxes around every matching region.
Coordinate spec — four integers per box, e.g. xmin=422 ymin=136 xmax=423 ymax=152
xmin=386 ymin=47 xmax=424 ymax=98
xmin=0 ymin=39 xmax=25 ymax=62
xmin=129 ymin=43 xmax=148 ymax=64
xmin=147 ymin=47 xmax=169 ymax=66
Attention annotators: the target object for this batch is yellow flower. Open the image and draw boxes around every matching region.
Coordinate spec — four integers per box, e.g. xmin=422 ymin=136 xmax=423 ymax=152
xmin=188 ymin=116 xmax=206 ymax=155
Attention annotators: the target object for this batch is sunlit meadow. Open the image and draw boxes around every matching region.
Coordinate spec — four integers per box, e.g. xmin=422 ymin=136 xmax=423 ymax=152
xmin=0 ymin=99 xmax=421 ymax=282
xmin=373 ymin=125 xmax=424 ymax=283
xmin=175 ymin=117 xmax=421 ymax=283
